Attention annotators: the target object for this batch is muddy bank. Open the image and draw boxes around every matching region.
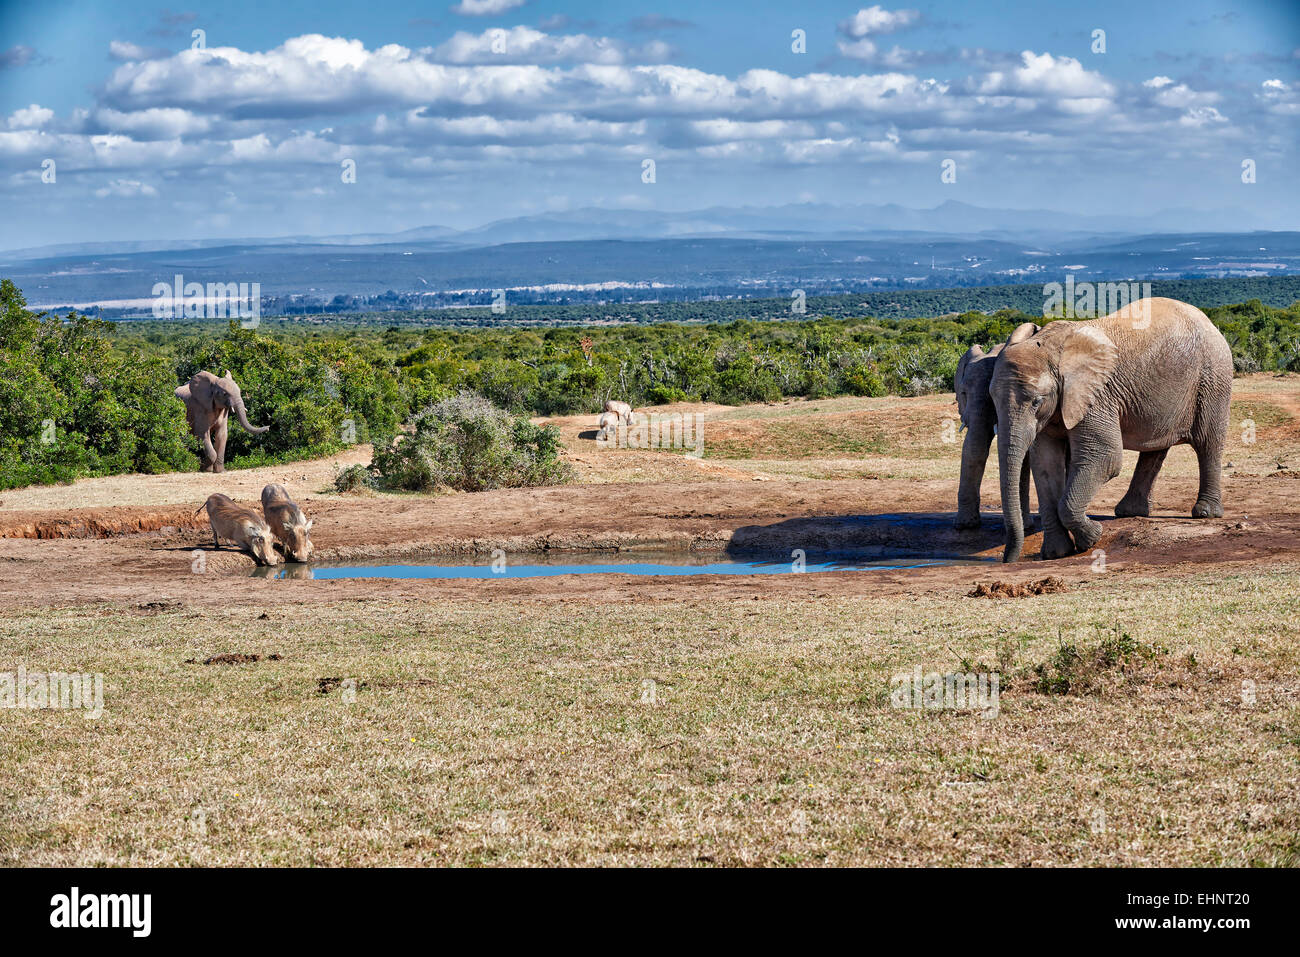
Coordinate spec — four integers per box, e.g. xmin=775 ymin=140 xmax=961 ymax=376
xmin=2 ymin=475 xmax=1298 ymax=609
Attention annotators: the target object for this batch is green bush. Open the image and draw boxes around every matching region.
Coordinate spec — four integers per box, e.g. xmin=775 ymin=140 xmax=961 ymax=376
xmin=0 ymin=280 xmax=195 ymax=490
xmin=370 ymin=392 xmax=573 ymax=493
xmin=333 ymin=463 xmax=375 ymax=493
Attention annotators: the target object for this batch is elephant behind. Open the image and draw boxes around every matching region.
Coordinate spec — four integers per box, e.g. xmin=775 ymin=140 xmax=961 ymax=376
xmin=175 ymin=370 xmax=270 ymax=473
xmin=990 ymin=297 xmax=1232 ymax=563
xmin=953 ymin=323 xmax=1039 ymax=530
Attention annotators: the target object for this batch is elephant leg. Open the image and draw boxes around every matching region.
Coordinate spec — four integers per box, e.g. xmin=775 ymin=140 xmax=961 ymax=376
xmin=1192 ymin=429 xmax=1226 ymax=519
xmin=1031 ymin=435 xmax=1073 ymax=560
xmin=198 ymin=425 xmax=217 ymax=473
xmin=955 ymin=423 xmax=993 ymax=529
xmin=1115 ymin=449 xmax=1168 ymax=518
xmin=212 ymin=420 xmax=228 ymax=474
xmin=1059 ymin=421 xmax=1123 ymax=554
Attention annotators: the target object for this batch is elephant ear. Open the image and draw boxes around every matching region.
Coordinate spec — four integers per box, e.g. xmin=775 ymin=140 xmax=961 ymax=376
xmin=1007 ymin=322 xmax=1040 ymax=345
xmin=1058 ymin=325 xmax=1118 ymax=430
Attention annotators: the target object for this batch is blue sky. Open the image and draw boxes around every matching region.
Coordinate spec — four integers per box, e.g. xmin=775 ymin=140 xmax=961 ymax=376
xmin=1 ymin=0 xmax=1297 ymax=247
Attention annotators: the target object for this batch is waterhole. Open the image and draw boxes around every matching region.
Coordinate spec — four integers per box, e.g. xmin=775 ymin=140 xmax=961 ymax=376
xmin=250 ymin=550 xmax=991 ymax=580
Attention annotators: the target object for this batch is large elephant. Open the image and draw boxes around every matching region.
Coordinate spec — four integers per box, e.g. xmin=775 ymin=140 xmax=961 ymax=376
xmin=175 ymin=370 xmax=270 ymax=473
xmin=954 ymin=322 xmax=1039 ymax=530
xmin=990 ymin=297 xmax=1232 ymax=563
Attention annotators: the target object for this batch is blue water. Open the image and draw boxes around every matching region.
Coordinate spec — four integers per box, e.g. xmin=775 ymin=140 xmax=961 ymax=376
xmin=253 ymin=552 xmax=988 ymax=580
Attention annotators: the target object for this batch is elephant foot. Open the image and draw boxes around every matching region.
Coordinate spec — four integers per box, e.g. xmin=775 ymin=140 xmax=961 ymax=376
xmin=199 ymin=464 xmax=214 ymax=474
xmin=1068 ymin=518 xmax=1104 ymax=553
xmin=1040 ymin=528 xmax=1076 ymax=561
xmin=1114 ymin=495 xmax=1150 ymax=518
xmin=213 ymin=464 xmax=225 ymax=474
xmin=954 ymin=514 xmax=982 ymax=530
xmin=1191 ymin=498 xmax=1223 ymax=519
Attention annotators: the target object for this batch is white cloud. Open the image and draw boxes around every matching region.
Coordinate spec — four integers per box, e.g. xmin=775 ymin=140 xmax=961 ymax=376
xmin=839 ymin=6 xmax=921 ymax=38
xmin=108 ymin=40 xmax=167 ymax=62
xmin=450 ymin=0 xmax=527 ymax=16
xmin=94 ymin=178 xmax=158 ymax=198
xmin=974 ymin=52 xmax=1114 ymax=99
xmin=1143 ymin=76 xmax=1174 ymax=88
xmin=429 ymin=26 xmax=653 ymax=64
xmin=8 ymin=104 xmax=53 ymax=129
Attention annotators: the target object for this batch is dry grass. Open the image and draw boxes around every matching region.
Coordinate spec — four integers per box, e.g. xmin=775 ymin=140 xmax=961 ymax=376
xmin=3 ymin=566 xmax=1298 ymax=867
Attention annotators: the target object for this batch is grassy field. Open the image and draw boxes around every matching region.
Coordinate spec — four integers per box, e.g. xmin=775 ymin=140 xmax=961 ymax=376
xmin=3 ymin=566 xmax=1298 ymax=866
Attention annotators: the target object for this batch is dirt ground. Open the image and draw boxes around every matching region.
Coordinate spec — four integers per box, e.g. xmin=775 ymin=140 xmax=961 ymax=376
xmin=3 ymin=375 xmax=1299 ymax=866
xmin=2 ymin=375 xmax=1299 ymax=606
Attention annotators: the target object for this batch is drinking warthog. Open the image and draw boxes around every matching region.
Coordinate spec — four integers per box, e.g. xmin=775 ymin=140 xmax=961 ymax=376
xmin=596 ymin=411 xmax=621 ymax=442
xmin=196 ymin=493 xmax=280 ymax=566
xmin=260 ymin=484 xmax=315 ymax=563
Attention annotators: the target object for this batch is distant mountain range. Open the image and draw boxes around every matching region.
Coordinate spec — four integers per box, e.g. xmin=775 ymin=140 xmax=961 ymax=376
xmin=3 ymin=200 xmax=1293 ymax=263
xmin=3 ymin=201 xmax=1296 ymax=315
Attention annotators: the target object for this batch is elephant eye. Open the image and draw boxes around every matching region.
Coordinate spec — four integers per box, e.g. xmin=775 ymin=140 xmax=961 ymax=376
xmin=1031 ymin=396 xmax=1045 ymax=407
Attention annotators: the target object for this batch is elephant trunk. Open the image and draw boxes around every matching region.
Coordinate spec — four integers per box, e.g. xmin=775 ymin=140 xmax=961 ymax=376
xmin=998 ymin=427 xmax=1032 ymax=563
xmin=232 ymin=398 xmax=270 ymax=436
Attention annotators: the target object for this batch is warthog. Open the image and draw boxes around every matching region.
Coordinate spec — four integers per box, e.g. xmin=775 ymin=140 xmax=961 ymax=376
xmin=596 ymin=410 xmax=621 ymax=442
xmin=603 ymin=399 xmax=637 ymax=425
xmin=260 ymin=484 xmax=315 ymax=562
xmin=196 ymin=493 xmax=280 ymax=565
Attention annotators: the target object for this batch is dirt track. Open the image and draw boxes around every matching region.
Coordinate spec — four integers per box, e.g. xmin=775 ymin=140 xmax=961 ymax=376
xmin=2 ymin=380 xmax=1298 ymax=610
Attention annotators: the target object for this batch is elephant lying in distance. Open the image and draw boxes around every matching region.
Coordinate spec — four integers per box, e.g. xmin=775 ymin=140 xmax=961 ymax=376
xmin=197 ymin=493 xmax=280 ymax=566
xmin=991 ymin=297 xmax=1232 ymax=563
xmin=175 ymin=370 xmax=270 ymax=473
xmin=261 ymin=484 xmax=314 ymax=563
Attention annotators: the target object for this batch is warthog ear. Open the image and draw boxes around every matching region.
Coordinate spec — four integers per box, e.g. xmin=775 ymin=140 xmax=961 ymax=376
xmin=1007 ymin=322 xmax=1040 ymax=345
xmin=1058 ymin=325 xmax=1118 ymax=430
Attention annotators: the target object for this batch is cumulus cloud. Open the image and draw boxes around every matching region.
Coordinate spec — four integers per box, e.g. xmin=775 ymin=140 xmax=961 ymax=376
xmin=3 ymin=27 xmax=1290 ymax=233
xmin=973 ymin=51 xmax=1114 ymax=99
xmin=839 ymin=6 xmax=921 ymax=38
xmin=451 ymin=0 xmax=527 ymax=16
xmin=428 ymin=26 xmax=665 ymax=64
xmin=8 ymin=105 xmax=54 ymax=130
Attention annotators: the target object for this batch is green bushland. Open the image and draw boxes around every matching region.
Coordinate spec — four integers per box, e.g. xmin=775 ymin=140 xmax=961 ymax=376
xmin=4 ymin=276 xmax=1300 ymax=491
xmin=0 ymin=280 xmax=194 ymax=490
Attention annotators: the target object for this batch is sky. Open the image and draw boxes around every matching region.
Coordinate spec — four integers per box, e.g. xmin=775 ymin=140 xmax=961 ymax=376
xmin=1 ymin=0 xmax=1297 ymax=248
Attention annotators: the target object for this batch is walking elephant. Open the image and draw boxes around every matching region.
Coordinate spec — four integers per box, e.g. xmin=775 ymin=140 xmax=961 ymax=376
xmin=175 ymin=370 xmax=270 ymax=473
xmin=990 ymin=298 xmax=1232 ymax=563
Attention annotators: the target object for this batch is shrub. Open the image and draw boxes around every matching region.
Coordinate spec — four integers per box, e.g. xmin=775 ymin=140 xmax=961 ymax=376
xmin=333 ymin=463 xmax=374 ymax=493
xmin=370 ymin=392 xmax=573 ymax=493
